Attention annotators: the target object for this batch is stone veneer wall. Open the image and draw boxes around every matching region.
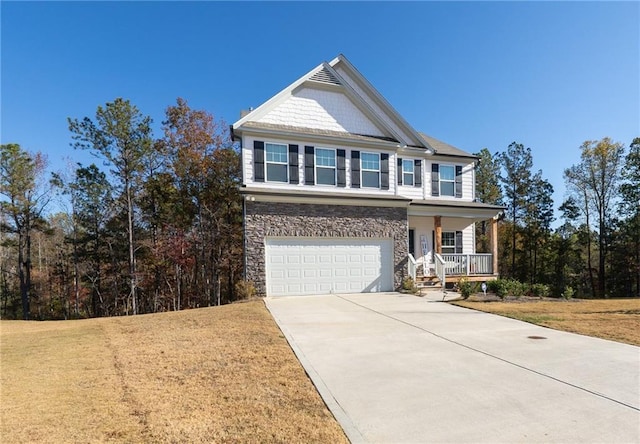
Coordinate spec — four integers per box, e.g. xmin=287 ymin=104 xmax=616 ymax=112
xmin=244 ymin=201 xmax=408 ymax=296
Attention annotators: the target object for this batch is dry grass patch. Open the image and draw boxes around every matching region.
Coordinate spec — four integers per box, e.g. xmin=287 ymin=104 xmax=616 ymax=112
xmin=1 ymin=301 xmax=348 ymax=443
xmin=453 ymin=298 xmax=640 ymax=346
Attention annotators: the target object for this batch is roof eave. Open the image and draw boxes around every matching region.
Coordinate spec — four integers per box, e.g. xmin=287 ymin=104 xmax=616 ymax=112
xmin=234 ymin=124 xmax=405 ymax=150
xmin=329 ymin=55 xmax=433 ymax=153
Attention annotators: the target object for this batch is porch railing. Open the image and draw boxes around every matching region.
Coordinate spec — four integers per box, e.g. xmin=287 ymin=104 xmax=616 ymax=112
xmin=434 ymin=253 xmax=446 ymax=288
xmin=440 ymin=254 xmax=493 ymax=275
xmin=407 ymin=253 xmax=417 ymax=282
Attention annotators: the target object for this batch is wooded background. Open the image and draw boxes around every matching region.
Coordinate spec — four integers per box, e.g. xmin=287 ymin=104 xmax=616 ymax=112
xmin=1 ymin=98 xmax=638 ymax=319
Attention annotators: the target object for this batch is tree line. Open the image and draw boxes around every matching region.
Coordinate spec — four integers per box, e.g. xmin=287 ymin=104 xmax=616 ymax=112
xmin=1 ymin=98 xmax=243 ymax=320
xmin=475 ymin=137 xmax=640 ymax=299
xmin=1 ymin=96 xmax=638 ymax=319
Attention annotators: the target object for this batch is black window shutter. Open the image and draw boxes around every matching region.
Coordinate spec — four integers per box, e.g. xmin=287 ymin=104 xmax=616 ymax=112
xmin=351 ymin=151 xmax=360 ymax=188
xmin=397 ymin=157 xmax=403 ymax=186
xmin=288 ymin=144 xmax=299 ymax=184
xmin=337 ymin=149 xmax=346 ymax=187
xmin=455 ymin=165 xmax=463 ymax=198
xmin=414 ymin=159 xmax=422 ymax=187
xmin=305 ymin=146 xmax=315 ymax=185
xmin=254 ymin=141 xmax=265 ymax=182
xmin=381 ymin=153 xmax=389 ymax=190
xmin=431 ymin=163 xmax=439 ymax=196
xmin=455 ymin=231 xmax=463 ymax=254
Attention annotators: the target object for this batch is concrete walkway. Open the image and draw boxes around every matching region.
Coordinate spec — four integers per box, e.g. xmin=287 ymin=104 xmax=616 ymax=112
xmin=265 ymin=293 xmax=640 ymax=443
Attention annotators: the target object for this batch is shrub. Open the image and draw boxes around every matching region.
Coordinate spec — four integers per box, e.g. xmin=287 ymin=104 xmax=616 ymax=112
xmin=506 ymin=279 xmax=527 ymax=299
xmin=530 ymin=283 xmax=550 ymax=298
xmin=402 ymin=277 xmax=418 ymax=294
xmin=456 ymin=277 xmax=476 ymax=300
xmin=562 ymin=286 xmax=574 ymax=300
xmin=235 ymin=280 xmax=256 ymax=300
xmin=488 ymin=279 xmax=508 ymax=299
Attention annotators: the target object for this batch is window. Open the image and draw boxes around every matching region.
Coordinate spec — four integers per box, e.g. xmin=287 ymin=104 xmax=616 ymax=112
xmin=440 ymin=165 xmax=455 ymax=196
xmin=402 ymin=159 xmax=414 ymax=186
xmin=361 ymin=152 xmax=380 ymax=188
xmin=441 ymin=232 xmax=456 ymax=254
xmin=315 ymin=148 xmax=336 ymax=186
xmin=265 ymin=143 xmax=288 ymax=182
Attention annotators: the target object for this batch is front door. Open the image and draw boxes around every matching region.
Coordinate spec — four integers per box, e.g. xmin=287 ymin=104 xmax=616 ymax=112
xmin=408 ymin=229 xmax=415 ymax=257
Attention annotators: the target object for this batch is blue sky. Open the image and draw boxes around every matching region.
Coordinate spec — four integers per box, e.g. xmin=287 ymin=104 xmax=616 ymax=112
xmin=2 ymin=1 xmax=639 ymax=223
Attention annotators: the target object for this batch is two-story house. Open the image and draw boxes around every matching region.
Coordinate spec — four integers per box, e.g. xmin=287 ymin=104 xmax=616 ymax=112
xmin=232 ymin=54 xmax=503 ymax=297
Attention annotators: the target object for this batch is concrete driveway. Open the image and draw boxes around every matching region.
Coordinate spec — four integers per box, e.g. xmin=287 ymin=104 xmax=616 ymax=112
xmin=265 ymin=293 xmax=640 ymax=443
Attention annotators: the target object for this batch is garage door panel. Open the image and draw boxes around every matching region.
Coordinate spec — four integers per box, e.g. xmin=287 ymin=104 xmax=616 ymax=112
xmin=266 ymin=238 xmax=393 ymax=297
xmin=363 ymin=269 xmax=377 ymax=277
xmin=287 ymin=256 xmax=300 ymax=264
xmin=287 ymin=269 xmax=301 ymax=279
xmin=334 ymin=268 xmax=347 ymax=278
xmin=271 ymin=270 xmax=285 ymax=279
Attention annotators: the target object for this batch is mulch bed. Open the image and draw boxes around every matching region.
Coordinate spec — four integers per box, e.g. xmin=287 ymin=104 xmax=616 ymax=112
xmin=463 ymin=293 xmax=580 ymax=303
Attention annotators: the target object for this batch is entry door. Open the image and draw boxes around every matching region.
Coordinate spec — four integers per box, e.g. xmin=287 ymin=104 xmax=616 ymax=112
xmin=408 ymin=229 xmax=415 ymax=256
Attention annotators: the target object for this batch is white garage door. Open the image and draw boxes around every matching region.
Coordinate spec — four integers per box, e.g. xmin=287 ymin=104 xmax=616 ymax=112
xmin=265 ymin=238 xmax=393 ymax=297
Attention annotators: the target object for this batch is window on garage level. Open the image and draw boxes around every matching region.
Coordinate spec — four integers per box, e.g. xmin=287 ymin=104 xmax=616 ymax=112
xmin=315 ymin=148 xmax=336 ymax=186
xmin=442 ymin=231 xmax=457 ymax=254
xmin=361 ymin=152 xmax=380 ymax=188
xmin=265 ymin=143 xmax=288 ymax=182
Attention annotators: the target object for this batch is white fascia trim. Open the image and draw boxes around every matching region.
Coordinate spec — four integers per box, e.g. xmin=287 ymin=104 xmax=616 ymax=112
xmin=330 ymin=55 xmax=433 ymax=154
xmin=235 ymin=126 xmax=403 ymax=151
xmin=408 ymin=206 xmax=501 ymax=220
xmin=322 ymin=63 xmax=405 ymax=144
xmin=232 ymin=62 xmax=326 ymax=128
xmin=244 ymin=192 xmax=410 ymax=208
xmin=398 ymin=146 xmax=434 ymax=157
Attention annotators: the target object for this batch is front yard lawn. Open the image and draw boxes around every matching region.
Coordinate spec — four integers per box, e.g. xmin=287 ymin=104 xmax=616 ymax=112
xmin=0 ymin=301 xmax=348 ymax=443
xmin=453 ymin=297 xmax=640 ymax=346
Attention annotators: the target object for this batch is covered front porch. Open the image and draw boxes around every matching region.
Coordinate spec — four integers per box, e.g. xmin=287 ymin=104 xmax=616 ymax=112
xmin=406 ymin=200 xmax=503 ymax=288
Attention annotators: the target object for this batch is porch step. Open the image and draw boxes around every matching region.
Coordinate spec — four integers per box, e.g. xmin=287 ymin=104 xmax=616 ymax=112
xmin=415 ymin=275 xmax=442 ymax=290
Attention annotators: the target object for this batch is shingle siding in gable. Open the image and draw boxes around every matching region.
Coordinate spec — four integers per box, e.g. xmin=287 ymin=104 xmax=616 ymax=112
xmin=257 ymin=88 xmax=385 ymax=137
xmin=333 ymin=65 xmax=417 ymax=146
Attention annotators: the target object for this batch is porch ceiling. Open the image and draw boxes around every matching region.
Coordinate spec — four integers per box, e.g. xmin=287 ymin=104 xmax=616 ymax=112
xmin=408 ymin=199 xmax=504 ymax=220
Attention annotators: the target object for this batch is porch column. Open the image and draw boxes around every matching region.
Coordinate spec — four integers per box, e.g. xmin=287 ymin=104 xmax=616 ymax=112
xmin=434 ymin=216 xmax=442 ymax=254
xmin=491 ymin=216 xmax=498 ymax=275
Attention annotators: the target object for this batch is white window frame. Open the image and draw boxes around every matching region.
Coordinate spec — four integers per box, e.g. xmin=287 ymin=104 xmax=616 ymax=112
xmin=315 ymin=147 xmax=336 ymax=186
xmin=361 ymin=152 xmax=380 ymax=189
xmin=265 ymin=142 xmax=288 ymax=183
xmin=402 ymin=159 xmax=415 ymax=186
xmin=439 ymin=164 xmax=455 ymax=197
xmin=441 ymin=231 xmax=457 ymax=254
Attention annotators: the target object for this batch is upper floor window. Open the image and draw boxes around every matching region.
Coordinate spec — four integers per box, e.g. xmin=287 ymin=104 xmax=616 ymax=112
xmin=439 ymin=165 xmax=455 ymax=196
xmin=431 ymin=163 xmax=462 ymax=198
xmin=402 ymin=159 xmax=415 ymax=186
xmin=361 ymin=152 xmax=380 ymax=188
xmin=315 ymin=148 xmax=336 ymax=186
xmin=266 ymin=143 xmax=288 ymax=182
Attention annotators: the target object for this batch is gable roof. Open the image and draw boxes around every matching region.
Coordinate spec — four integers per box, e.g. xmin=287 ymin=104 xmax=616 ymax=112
xmin=233 ymin=55 xmax=431 ymax=151
xmin=419 ymin=133 xmax=477 ymax=159
xmin=233 ymin=55 xmax=476 ymax=159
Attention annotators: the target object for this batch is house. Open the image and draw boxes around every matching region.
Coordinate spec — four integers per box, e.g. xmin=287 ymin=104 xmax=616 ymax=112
xmin=231 ymin=54 xmax=503 ymax=297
